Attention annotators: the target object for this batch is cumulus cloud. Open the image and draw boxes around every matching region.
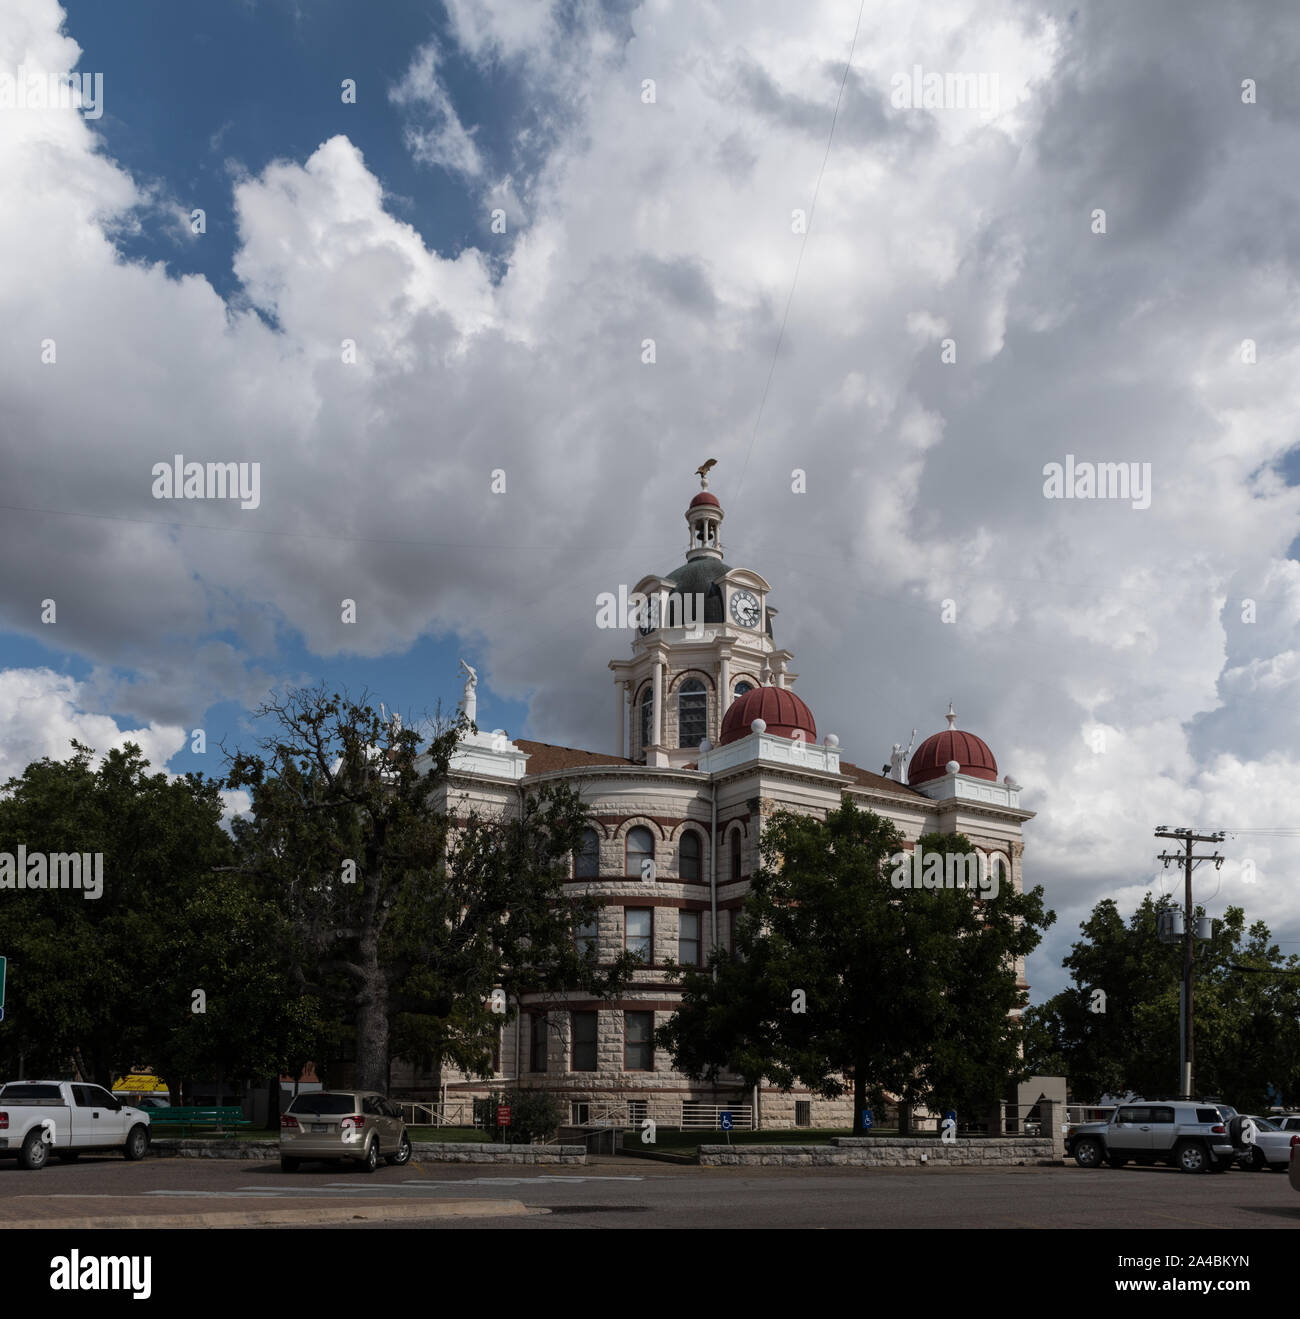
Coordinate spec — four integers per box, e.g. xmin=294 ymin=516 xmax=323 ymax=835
xmin=2 ymin=0 xmax=1300 ymax=993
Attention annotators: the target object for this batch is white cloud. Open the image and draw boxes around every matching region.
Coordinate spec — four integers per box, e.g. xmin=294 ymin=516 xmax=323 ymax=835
xmin=3 ymin=0 xmax=1300 ymax=997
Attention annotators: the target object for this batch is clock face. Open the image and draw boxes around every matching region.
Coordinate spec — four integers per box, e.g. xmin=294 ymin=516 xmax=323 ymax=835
xmin=729 ymin=589 xmax=761 ymax=629
xmin=637 ymin=596 xmax=659 ymax=635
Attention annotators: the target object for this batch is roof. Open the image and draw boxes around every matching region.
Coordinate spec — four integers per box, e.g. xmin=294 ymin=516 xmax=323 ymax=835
xmin=719 ymin=685 xmax=816 ymax=745
xmin=909 ymin=728 xmax=998 ymax=786
xmin=515 ymin=739 xmax=638 ymax=774
xmin=838 ymin=760 xmax=927 ymax=798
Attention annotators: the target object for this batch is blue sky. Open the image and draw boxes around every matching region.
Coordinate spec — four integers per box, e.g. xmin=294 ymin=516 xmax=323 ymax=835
xmin=4 ymin=0 xmax=1300 ymax=999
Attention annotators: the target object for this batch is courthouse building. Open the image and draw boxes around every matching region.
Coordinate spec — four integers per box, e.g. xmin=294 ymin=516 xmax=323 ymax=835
xmin=393 ymin=475 xmax=1034 ymax=1129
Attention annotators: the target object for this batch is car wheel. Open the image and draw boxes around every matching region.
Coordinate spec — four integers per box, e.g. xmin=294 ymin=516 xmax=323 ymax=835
xmin=362 ymin=1139 xmax=379 ymax=1173
xmin=1250 ymin=1147 xmax=1270 ymax=1172
xmin=1175 ymin=1140 xmax=1208 ymax=1173
xmin=385 ymin=1133 xmax=412 ymax=1167
xmin=123 ymin=1125 xmax=150 ymax=1161
xmin=55 ymin=1151 xmax=80 ymax=1163
xmin=1073 ymin=1137 xmax=1103 ymax=1168
xmin=280 ymin=1157 xmax=300 ymax=1173
xmin=19 ymin=1129 xmax=51 ymax=1171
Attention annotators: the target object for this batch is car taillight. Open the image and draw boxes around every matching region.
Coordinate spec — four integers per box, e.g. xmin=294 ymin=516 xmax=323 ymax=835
xmin=1211 ymin=1124 xmax=1225 ymax=1134
xmin=280 ymin=1114 xmax=298 ymax=1129
xmin=0 ymin=1112 xmax=7 ymax=1130
xmin=340 ymin=1115 xmax=365 ymax=1129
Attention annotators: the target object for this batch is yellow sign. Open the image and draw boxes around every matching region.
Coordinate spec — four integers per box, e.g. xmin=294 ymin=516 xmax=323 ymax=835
xmin=113 ymin=1073 xmax=168 ymax=1093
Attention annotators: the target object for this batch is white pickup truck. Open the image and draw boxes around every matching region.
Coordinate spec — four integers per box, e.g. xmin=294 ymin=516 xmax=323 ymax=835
xmin=0 ymin=1080 xmax=151 ymax=1170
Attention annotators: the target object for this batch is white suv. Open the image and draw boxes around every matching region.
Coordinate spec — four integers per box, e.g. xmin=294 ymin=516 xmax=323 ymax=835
xmin=1067 ymin=1101 xmax=1236 ymax=1173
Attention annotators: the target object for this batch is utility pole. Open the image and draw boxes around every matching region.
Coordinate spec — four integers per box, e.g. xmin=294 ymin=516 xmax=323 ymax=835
xmin=1154 ymin=827 xmax=1225 ymax=1099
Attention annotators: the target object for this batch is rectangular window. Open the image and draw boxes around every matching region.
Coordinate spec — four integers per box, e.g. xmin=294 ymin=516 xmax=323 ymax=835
xmin=795 ymin=1100 xmax=811 ymax=1127
xmin=530 ymin=1014 xmax=548 ymax=1073
xmin=625 ymin=1011 xmax=654 ymax=1071
xmin=572 ymin=1011 xmax=598 ymax=1072
xmin=625 ymin=908 xmax=652 ymax=962
xmin=729 ymin=909 xmax=745 ymax=960
xmin=575 ymin=915 xmax=598 ymax=957
xmin=627 ymin=1099 xmax=648 ymax=1124
xmin=678 ymin=910 xmax=700 ymax=966
xmin=572 ymin=1102 xmax=591 ymax=1125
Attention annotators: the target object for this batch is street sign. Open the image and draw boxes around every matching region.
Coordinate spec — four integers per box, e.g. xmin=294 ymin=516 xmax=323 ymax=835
xmin=720 ymin=1111 xmax=733 ymax=1131
xmin=944 ymin=1109 xmax=956 ymax=1124
xmin=861 ymin=1110 xmax=873 ymax=1130
xmin=498 ymin=1106 xmax=512 ymax=1127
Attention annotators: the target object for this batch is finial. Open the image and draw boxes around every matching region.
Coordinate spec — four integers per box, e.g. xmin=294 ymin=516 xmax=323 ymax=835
xmin=946 ymin=701 xmax=956 ymax=730
xmin=695 ymin=457 xmax=717 ymax=489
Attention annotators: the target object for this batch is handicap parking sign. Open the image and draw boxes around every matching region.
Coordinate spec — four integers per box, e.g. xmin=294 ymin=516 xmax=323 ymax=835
xmin=944 ymin=1110 xmax=956 ymax=1124
xmin=720 ymin=1111 xmax=733 ymax=1131
xmin=861 ymin=1110 xmax=872 ymax=1129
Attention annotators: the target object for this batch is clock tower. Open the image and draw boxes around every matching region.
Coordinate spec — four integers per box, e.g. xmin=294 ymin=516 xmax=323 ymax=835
xmin=609 ymin=466 xmax=796 ymax=767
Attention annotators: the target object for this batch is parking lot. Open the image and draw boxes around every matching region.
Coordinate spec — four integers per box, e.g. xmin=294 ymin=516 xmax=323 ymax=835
xmin=3 ymin=1153 xmax=1299 ymax=1230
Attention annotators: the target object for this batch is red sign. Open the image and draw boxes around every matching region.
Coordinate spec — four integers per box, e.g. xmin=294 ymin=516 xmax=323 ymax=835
xmin=498 ymin=1106 xmax=512 ymax=1126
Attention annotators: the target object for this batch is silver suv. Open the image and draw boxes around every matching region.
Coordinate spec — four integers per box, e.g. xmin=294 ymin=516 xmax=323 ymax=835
xmin=279 ymin=1091 xmax=411 ymax=1173
xmin=1067 ymin=1101 xmax=1236 ymax=1173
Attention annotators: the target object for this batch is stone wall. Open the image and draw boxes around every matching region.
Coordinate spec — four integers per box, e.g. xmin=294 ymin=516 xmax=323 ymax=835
xmin=411 ymin=1143 xmax=587 ymax=1164
xmin=699 ymin=1137 xmax=1056 ymax=1167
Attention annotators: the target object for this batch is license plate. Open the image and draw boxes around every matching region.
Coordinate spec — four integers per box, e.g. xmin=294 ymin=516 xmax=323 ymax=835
xmin=311 ymin=1123 xmax=328 ymax=1133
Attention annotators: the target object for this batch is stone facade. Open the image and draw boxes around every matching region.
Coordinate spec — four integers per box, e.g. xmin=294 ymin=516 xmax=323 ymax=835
xmin=397 ymin=480 xmax=1036 ymax=1131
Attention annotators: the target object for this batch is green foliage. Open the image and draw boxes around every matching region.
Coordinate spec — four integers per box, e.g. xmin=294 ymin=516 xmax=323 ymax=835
xmin=0 ymin=742 xmax=239 ymax=1087
xmin=226 ymin=686 xmax=635 ymax=1092
xmin=1024 ymin=894 xmax=1300 ymax=1106
xmin=482 ymin=1088 xmax=565 ymax=1144
xmin=657 ymin=799 xmax=1054 ymax=1130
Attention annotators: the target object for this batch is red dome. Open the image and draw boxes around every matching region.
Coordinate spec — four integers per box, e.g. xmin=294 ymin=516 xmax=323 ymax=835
xmin=908 ymin=728 xmax=998 ymax=786
xmin=719 ymin=686 xmax=817 ymax=745
xmin=689 ymin=491 xmax=721 ymax=508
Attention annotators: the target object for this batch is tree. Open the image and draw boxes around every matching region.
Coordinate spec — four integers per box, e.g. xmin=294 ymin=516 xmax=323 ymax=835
xmin=1025 ymin=894 xmax=1300 ymax=1107
xmin=226 ymin=686 xmax=635 ymax=1092
xmin=658 ymin=799 xmax=1054 ymax=1131
xmin=0 ymin=742 xmax=233 ymax=1088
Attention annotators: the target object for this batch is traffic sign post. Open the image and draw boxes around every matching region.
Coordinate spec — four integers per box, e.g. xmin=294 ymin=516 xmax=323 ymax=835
xmin=0 ymin=955 xmax=6 ymax=1023
xmin=720 ymin=1110 xmax=733 ymax=1145
xmin=861 ymin=1110 xmax=873 ymax=1132
xmin=498 ymin=1104 xmax=512 ymax=1145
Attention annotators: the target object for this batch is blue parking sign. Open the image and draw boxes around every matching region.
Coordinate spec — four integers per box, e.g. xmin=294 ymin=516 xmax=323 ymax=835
xmin=861 ymin=1110 xmax=872 ymax=1130
xmin=720 ymin=1111 xmax=733 ymax=1131
xmin=944 ymin=1110 xmax=956 ymax=1125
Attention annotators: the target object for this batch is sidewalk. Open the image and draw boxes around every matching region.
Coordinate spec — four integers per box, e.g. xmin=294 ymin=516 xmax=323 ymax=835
xmin=2 ymin=1195 xmax=535 ymax=1229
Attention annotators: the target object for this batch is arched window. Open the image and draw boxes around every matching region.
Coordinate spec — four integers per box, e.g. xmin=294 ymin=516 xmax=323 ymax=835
xmin=680 ymin=831 xmax=702 ymax=882
xmin=730 ymin=829 xmax=743 ymax=882
xmin=678 ymin=678 xmax=707 ymax=748
xmin=627 ymin=826 xmax=655 ymax=878
xmin=639 ymin=687 xmax=654 ymax=752
xmin=574 ymin=828 xmax=600 ymax=878
xmin=733 ymin=680 xmax=754 ymax=700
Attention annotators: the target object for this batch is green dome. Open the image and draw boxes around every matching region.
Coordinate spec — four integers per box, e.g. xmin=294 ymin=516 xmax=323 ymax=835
xmin=662 ymin=558 xmax=732 ymax=623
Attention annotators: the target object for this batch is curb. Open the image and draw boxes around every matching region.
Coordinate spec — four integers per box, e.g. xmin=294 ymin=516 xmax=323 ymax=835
xmin=7 ymin=1200 xmax=537 ymax=1229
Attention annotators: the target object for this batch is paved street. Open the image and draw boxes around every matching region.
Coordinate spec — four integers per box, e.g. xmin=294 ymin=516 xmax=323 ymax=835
xmin=4 ymin=1154 xmax=1299 ymax=1229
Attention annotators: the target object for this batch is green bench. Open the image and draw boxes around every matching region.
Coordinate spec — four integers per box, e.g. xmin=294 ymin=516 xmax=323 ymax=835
xmin=147 ymin=1105 xmax=252 ymax=1137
